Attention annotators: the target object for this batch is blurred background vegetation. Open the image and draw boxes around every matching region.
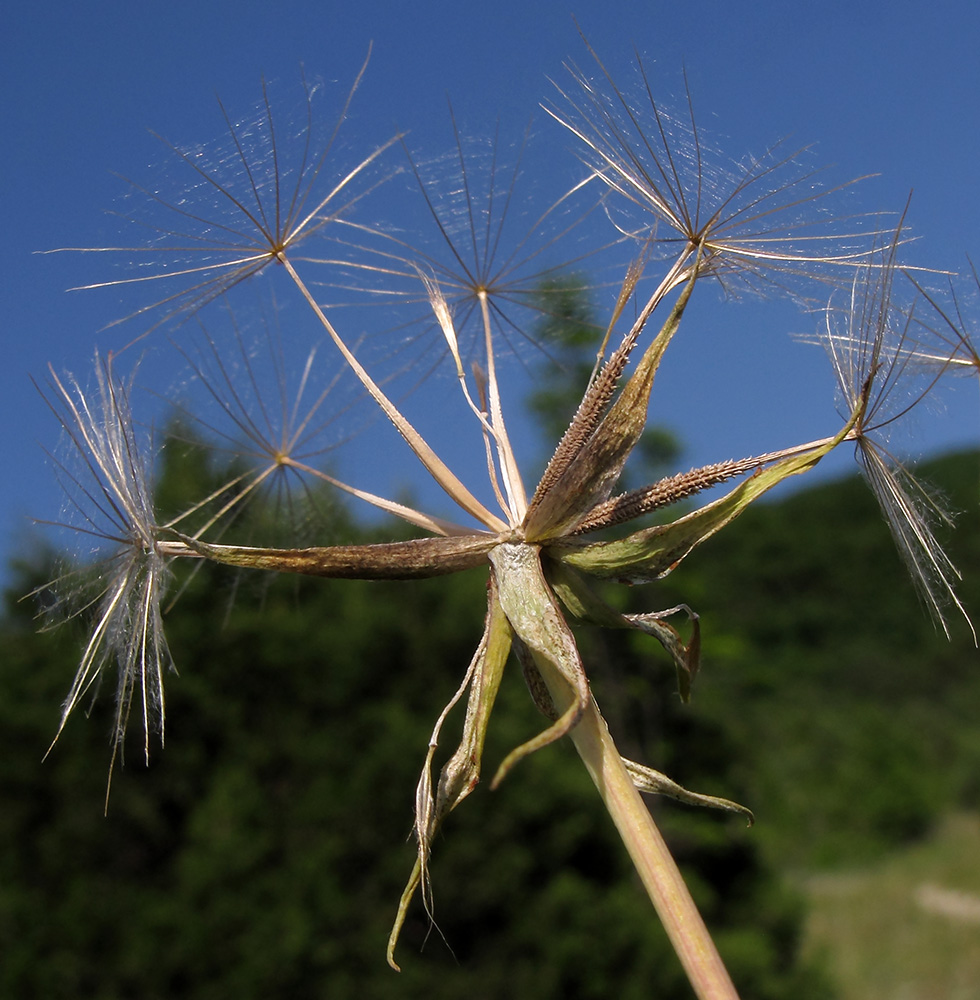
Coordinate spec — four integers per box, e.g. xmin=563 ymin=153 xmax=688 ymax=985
xmin=4 ymin=284 xmax=979 ymax=998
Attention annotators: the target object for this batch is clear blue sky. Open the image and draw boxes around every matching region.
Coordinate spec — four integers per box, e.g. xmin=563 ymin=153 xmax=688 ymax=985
xmin=4 ymin=1 xmax=980 ymax=579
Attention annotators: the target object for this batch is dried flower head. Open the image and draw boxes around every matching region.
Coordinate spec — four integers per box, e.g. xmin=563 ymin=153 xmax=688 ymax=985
xmin=36 ymin=48 xmax=975 ymax=1000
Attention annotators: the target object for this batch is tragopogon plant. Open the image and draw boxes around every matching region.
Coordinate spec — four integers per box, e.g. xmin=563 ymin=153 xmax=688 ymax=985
xmin=36 ymin=41 xmax=978 ymax=1000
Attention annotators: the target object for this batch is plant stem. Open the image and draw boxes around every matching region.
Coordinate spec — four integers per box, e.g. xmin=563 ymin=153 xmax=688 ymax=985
xmin=569 ymin=697 xmax=741 ymax=1000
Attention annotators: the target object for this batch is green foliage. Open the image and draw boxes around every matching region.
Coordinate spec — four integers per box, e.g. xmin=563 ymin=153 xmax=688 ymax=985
xmin=666 ymin=450 xmax=980 ymax=867
xmin=11 ymin=290 xmax=980 ymax=996
xmin=0 ymin=439 xmax=834 ymax=998
xmin=11 ymin=259 xmax=978 ymax=996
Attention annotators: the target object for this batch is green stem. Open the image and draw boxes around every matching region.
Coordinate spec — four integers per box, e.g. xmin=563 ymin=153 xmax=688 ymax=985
xmin=569 ymin=697 xmax=740 ymax=1000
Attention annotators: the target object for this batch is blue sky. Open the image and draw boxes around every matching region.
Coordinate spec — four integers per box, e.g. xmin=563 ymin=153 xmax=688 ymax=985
xmin=4 ymin=1 xmax=980 ymax=581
